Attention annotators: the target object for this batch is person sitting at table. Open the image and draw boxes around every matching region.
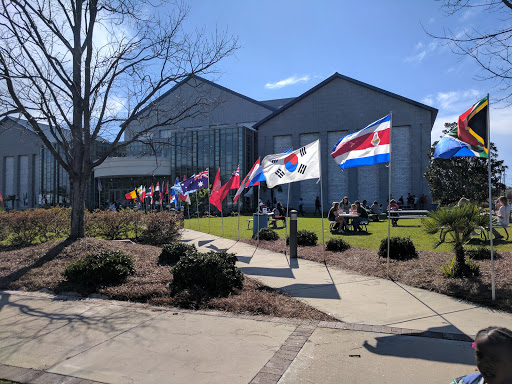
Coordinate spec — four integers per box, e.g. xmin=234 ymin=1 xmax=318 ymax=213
xmin=328 ymin=202 xmax=345 ymax=233
xmin=349 ymin=203 xmax=357 ymax=213
xmin=271 ymin=202 xmax=286 ymax=228
xmin=388 ymin=199 xmax=400 ymax=227
xmin=352 ymin=200 xmax=369 ymax=232
xmin=362 ymin=199 xmax=368 ymax=209
xmin=370 ymin=200 xmax=381 ymax=221
xmin=492 ymin=195 xmax=511 ymax=240
xmin=340 ymin=196 xmax=350 ymax=212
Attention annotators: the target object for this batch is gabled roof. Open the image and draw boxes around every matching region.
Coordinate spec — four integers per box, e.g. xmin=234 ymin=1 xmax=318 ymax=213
xmin=123 ymin=74 xmax=278 ymax=127
xmin=253 ymin=72 xmax=439 ymax=128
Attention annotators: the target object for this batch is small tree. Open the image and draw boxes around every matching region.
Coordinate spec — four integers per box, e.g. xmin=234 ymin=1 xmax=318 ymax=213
xmin=425 ymin=123 xmax=507 ymax=204
xmin=423 ymin=204 xmax=487 ymax=277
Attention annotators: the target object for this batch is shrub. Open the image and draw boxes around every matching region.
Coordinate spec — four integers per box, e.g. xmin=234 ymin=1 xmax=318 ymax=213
xmin=171 ymin=250 xmax=244 ymax=297
xmin=139 ymin=211 xmax=182 ymax=245
xmin=465 ymin=246 xmax=500 ymax=260
xmin=63 ymin=250 xmax=135 ymax=287
xmin=286 ymin=230 xmax=318 ymax=246
xmin=253 ymin=228 xmax=279 ymax=241
xmin=441 ymin=256 xmax=480 ymax=277
xmin=326 ymin=238 xmax=350 ymax=253
xmin=378 ymin=236 xmax=418 ymax=260
xmin=4 ymin=209 xmax=40 ymax=246
xmin=159 ymin=242 xmax=197 ymax=265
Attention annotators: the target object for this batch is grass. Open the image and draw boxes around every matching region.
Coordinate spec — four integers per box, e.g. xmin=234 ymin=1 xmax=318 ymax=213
xmin=184 ymin=214 xmax=512 ymax=253
xmin=0 ymin=238 xmax=334 ymax=321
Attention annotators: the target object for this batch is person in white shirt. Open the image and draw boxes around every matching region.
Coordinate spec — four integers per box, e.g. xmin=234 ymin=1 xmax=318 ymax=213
xmin=493 ymin=196 xmax=511 ymax=240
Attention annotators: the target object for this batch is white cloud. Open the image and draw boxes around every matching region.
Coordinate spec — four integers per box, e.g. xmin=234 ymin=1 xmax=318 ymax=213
xmin=405 ymin=41 xmax=438 ymax=64
xmin=265 ymin=75 xmax=310 ymax=89
xmin=423 ymin=89 xmax=481 ymax=111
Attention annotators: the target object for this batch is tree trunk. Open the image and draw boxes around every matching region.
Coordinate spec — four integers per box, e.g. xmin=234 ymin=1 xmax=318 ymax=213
xmin=69 ymin=176 xmax=88 ymax=239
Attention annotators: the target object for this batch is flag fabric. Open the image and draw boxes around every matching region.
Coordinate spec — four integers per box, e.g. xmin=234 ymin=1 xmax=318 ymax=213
xmin=247 ymin=162 xmax=265 ymax=187
xmin=141 ymin=186 xmax=146 ymax=199
xmin=234 ymin=160 xmax=260 ymax=203
xmin=180 ymin=168 xmax=209 ymax=194
xmin=434 ymin=96 xmax=489 ymax=159
xmin=179 ymin=176 xmax=191 ymax=204
xmin=216 ymin=165 xmax=240 ymax=204
xmin=146 ymin=185 xmax=153 ymax=197
xmin=137 ymin=185 xmax=142 ymax=197
xmin=155 ymin=182 xmax=160 ymax=193
xmin=0 ymin=192 xmax=3 ymax=206
xmin=97 ymin=178 xmax=102 ymax=192
xmin=331 ymin=114 xmax=391 ymax=170
xmin=262 ymin=140 xmax=321 ymax=189
xmin=125 ymin=190 xmax=137 ymax=199
xmin=171 ymin=178 xmax=181 ymax=210
xmin=164 ymin=181 xmax=169 ymax=195
xmin=209 ymin=168 xmax=223 ymax=211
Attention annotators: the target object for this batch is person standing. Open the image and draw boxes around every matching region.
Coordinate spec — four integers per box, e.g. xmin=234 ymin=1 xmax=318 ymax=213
xmin=314 ymin=196 xmax=321 ymax=215
xmin=298 ymin=197 xmax=305 ymax=217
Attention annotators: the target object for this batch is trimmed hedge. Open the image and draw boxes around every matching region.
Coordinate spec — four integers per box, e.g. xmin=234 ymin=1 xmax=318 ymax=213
xmin=159 ymin=242 xmax=197 ymax=265
xmin=171 ymin=250 xmax=243 ymax=297
xmin=286 ymin=230 xmax=318 ymax=246
xmin=253 ymin=228 xmax=279 ymax=241
xmin=326 ymin=238 xmax=350 ymax=253
xmin=465 ymin=246 xmax=500 ymax=260
xmin=378 ymin=236 xmax=418 ymax=260
xmin=63 ymin=250 xmax=135 ymax=287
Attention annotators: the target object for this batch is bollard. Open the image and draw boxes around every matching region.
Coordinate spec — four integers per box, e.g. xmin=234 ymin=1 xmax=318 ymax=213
xmin=290 ymin=210 xmax=297 ymax=258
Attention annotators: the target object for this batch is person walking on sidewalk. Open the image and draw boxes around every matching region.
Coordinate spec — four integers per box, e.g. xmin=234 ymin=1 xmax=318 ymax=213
xmin=298 ymin=198 xmax=305 ymax=217
xmin=314 ymin=196 xmax=321 ymax=215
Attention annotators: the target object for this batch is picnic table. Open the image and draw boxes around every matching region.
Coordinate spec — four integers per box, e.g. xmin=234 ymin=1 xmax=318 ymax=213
xmin=387 ymin=210 xmax=429 ymax=226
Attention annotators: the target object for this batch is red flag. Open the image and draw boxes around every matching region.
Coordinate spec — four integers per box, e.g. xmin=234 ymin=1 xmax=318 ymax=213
xmin=179 ymin=176 xmax=190 ymax=203
xmin=164 ymin=181 xmax=169 ymax=195
xmin=0 ymin=192 xmax=3 ymax=206
xmin=218 ymin=165 xmax=240 ymax=203
xmin=141 ymin=186 xmax=146 ymax=199
xmin=209 ymin=168 xmax=223 ymax=211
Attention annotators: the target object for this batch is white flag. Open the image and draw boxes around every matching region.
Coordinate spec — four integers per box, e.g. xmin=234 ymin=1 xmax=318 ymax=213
xmin=262 ymin=139 xmax=320 ymax=189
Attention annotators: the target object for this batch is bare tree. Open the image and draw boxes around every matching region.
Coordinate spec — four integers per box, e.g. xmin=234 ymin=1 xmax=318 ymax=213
xmin=431 ymin=0 xmax=512 ymax=104
xmin=0 ymin=0 xmax=238 ymax=238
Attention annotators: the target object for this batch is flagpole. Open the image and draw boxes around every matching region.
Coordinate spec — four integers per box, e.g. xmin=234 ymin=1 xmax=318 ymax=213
xmin=318 ymin=139 xmax=325 ymax=251
xmin=487 ymin=94 xmax=495 ymax=301
xmin=257 ymin=183 xmax=261 ymax=243
xmin=208 ymin=169 xmax=211 ymax=233
xmin=286 ymin=183 xmax=290 ymax=247
xmin=387 ymin=112 xmax=393 ymax=278
xmin=196 ymin=190 xmax=200 ymax=231
xmin=98 ymin=178 xmax=101 ymax=209
xmin=221 ymin=207 xmax=224 ymax=237
xmin=237 ymin=199 xmax=241 ymax=240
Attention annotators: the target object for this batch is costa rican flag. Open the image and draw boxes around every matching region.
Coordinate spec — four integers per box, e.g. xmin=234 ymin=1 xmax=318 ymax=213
xmin=331 ymin=114 xmax=391 ymax=170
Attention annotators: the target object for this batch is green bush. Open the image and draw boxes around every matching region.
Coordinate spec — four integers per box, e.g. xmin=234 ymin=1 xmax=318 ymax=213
xmin=63 ymin=250 xmax=135 ymax=287
xmin=440 ymin=256 xmax=480 ymax=277
xmin=326 ymin=238 xmax=350 ymax=253
xmin=139 ymin=211 xmax=182 ymax=245
xmin=465 ymin=246 xmax=500 ymax=260
xmin=159 ymin=242 xmax=197 ymax=265
xmin=286 ymin=230 xmax=318 ymax=246
xmin=171 ymin=250 xmax=244 ymax=297
xmin=378 ymin=236 xmax=418 ymax=260
xmin=253 ymin=228 xmax=279 ymax=241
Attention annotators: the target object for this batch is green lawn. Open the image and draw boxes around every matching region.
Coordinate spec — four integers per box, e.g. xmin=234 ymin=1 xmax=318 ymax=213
xmin=184 ymin=214 xmax=512 ymax=253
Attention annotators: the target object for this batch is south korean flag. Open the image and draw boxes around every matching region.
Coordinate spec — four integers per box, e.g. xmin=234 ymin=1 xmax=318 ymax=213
xmin=262 ymin=139 xmax=320 ymax=188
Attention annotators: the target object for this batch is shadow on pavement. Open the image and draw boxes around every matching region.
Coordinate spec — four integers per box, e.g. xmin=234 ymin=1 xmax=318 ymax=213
xmin=362 ymin=325 xmax=475 ymax=365
xmin=240 ymin=266 xmax=295 ymax=279
xmin=280 ymin=283 xmax=341 ymax=299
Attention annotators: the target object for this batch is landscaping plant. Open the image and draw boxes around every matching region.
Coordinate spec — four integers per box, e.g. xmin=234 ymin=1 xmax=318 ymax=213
xmin=423 ymin=204 xmax=487 ymax=277
xmin=326 ymin=238 xmax=351 ymax=253
xmin=159 ymin=242 xmax=197 ymax=265
xmin=253 ymin=228 xmax=279 ymax=241
xmin=378 ymin=236 xmax=418 ymax=260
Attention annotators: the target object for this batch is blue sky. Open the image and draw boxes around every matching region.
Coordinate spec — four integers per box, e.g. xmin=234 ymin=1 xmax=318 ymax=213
xmin=181 ymin=1 xmax=511 ymax=186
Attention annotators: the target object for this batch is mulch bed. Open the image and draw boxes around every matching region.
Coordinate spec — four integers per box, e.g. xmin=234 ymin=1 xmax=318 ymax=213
xmin=241 ymin=238 xmax=512 ymax=313
xmin=0 ymin=238 xmax=334 ymax=321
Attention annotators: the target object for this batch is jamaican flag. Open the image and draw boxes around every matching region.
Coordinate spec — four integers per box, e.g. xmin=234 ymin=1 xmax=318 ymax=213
xmin=434 ymin=96 xmax=489 ymax=159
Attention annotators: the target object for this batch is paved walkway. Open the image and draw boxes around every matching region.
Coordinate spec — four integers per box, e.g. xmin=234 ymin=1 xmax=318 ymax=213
xmin=1 ymin=228 xmax=512 ymax=383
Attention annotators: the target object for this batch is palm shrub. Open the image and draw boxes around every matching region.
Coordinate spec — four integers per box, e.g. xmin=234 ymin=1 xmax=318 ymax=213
xmin=423 ymin=203 xmax=486 ymax=277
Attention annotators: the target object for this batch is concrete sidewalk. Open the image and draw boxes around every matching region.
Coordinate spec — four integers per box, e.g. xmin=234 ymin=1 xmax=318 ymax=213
xmin=0 ymin=291 xmax=478 ymax=384
xmin=181 ymin=228 xmax=512 ymax=336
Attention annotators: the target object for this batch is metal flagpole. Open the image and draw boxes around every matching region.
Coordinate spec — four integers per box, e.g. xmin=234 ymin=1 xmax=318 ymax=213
xmin=237 ymin=199 xmax=241 ymax=240
xmin=487 ymin=94 xmax=495 ymax=301
xmin=257 ymin=183 xmax=261 ymax=243
xmin=98 ymin=178 xmax=101 ymax=209
xmin=387 ymin=112 xmax=393 ymax=278
xmin=187 ymin=201 xmax=191 ymax=228
xmin=286 ymin=183 xmax=290 ymax=245
xmin=318 ymin=139 xmax=325 ymax=250
xmin=196 ymin=190 xmax=200 ymax=230
xmin=221 ymin=207 xmax=224 ymax=237
xmin=208 ymin=169 xmax=211 ymax=233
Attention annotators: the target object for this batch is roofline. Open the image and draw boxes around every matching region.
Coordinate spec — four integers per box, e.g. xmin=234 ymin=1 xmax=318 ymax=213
xmin=121 ymin=74 xmax=277 ymax=128
xmin=253 ymin=72 xmax=439 ymax=128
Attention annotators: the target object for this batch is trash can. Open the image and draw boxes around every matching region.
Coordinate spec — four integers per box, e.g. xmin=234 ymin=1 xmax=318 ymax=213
xmin=253 ymin=214 xmax=268 ymax=237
